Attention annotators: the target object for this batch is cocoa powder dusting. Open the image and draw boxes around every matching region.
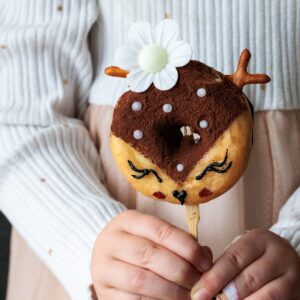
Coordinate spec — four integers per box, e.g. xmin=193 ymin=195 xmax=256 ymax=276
xmin=111 ymin=60 xmax=250 ymax=182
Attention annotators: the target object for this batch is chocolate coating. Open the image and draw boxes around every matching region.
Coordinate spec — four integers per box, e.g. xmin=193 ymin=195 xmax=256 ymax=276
xmin=111 ymin=60 xmax=250 ymax=183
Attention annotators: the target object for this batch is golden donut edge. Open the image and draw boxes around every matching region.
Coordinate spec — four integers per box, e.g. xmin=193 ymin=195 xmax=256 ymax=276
xmin=110 ymin=111 xmax=253 ymax=205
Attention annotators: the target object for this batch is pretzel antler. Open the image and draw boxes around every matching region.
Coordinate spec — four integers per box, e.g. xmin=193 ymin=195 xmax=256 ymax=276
xmin=105 ymin=66 xmax=129 ymax=78
xmin=225 ymin=49 xmax=271 ymax=89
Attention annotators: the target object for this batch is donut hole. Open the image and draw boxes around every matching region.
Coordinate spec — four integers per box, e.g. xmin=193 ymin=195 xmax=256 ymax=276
xmin=157 ymin=124 xmax=200 ymax=155
xmin=157 ymin=123 xmax=183 ymax=153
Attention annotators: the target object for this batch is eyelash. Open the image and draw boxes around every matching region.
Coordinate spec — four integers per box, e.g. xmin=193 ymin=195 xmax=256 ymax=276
xmin=128 ymin=160 xmax=163 ymax=183
xmin=195 ymin=149 xmax=232 ymax=180
xmin=128 ymin=150 xmax=232 ymax=184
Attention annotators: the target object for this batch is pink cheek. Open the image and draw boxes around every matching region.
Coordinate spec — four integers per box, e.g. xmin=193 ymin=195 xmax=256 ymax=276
xmin=153 ymin=192 xmax=166 ymax=199
xmin=199 ymin=188 xmax=213 ymax=198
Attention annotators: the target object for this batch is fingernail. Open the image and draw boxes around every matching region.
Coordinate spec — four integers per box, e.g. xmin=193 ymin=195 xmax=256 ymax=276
xmin=203 ymin=246 xmax=213 ymax=260
xmin=192 ymin=289 xmax=209 ymax=300
xmin=200 ymin=246 xmax=213 ymax=271
xmin=200 ymin=259 xmax=212 ymax=271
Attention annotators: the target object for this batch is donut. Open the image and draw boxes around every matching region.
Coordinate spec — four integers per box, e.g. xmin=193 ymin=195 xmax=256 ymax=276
xmin=106 ymin=20 xmax=270 ymax=206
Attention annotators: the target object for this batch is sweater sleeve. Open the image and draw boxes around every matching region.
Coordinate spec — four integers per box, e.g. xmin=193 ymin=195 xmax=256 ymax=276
xmin=0 ymin=1 xmax=126 ymax=299
xmin=271 ymin=187 xmax=300 ymax=255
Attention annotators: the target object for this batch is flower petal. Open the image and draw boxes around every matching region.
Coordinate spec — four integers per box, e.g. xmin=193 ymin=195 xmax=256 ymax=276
xmin=155 ymin=19 xmax=179 ymax=49
xmin=167 ymin=41 xmax=192 ymax=67
xmin=115 ymin=46 xmax=139 ymax=70
xmin=128 ymin=67 xmax=154 ymax=92
xmin=128 ymin=21 xmax=154 ymax=51
xmin=153 ymin=65 xmax=178 ymax=91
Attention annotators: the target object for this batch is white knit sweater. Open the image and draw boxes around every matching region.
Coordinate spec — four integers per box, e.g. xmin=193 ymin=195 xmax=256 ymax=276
xmin=0 ymin=1 xmax=299 ymax=300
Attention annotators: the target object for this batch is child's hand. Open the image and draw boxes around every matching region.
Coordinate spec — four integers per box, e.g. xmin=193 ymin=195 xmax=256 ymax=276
xmin=92 ymin=210 xmax=213 ymax=300
xmin=191 ymin=229 xmax=300 ymax=300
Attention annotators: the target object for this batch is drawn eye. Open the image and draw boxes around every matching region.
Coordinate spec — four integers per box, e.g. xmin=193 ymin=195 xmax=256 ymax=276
xmin=195 ymin=150 xmax=232 ymax=181
xmin=128 ymin=160 xmax=163 ymax=183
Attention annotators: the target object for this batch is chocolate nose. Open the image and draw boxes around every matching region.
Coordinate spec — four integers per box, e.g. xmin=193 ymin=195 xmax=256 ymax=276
xmin=173 ymin=190 xmax=187 ymax=205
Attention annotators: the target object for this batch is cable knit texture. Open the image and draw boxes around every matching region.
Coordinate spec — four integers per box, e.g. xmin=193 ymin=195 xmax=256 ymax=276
xmin=90 ymin=0 xmax=300 ymax=111
xmin=271 ymin=187 xmax=300 ymax=255
xmin=0 ymin=1 xmax=125 ymax=299
xmin=0 ymin=1 xmax=299 ymax=299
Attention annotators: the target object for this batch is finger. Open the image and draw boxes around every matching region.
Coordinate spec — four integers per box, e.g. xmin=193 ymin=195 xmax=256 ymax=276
xmin=119 ymin=211 xmax=212 ymax=272
xmin=112 ymin=232 xmax=200 ymax=289
xmin=203 ymin=246 xmax=213 ymax=261
xmin=233 ymin=254 xmax=283 ymax=299
xmin=191 ymin=231 xmax=266 ymax=298
xmin=245 ymin=276 xmax=292 ymax=300
xmin=102 ymin=259 xmax=191 ymax=300
xmin=99 ymin=287 xmax=156 ymax=300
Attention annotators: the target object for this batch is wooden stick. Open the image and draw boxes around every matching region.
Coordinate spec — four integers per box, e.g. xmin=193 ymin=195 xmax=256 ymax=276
xmin=185 ymin=204 xmax=200 ymax=240
xmin=185 ymin=206 xmax=229 ymax=300
xmin=215 ymin=295 xmax=229 ymax=300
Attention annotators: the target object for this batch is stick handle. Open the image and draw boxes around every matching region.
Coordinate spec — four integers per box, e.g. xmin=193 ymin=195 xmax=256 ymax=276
xmin=185 ymin=204 xmax=200 ymax=240
xmin=216 ymin=293 xmax=230 ymax=300
xmin=215 ymin=295 xmax=229 ymax=300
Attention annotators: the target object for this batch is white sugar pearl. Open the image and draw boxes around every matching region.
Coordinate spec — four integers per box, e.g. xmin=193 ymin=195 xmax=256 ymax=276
xmin=133 ymin=130 xmax=143 ymax=140
xmin=163 ymin=104 xmax=173 ymax=113
xmin=131 ymin=101 xmax=142 ymax=112
xmin=176 ymin=164 xmax=184 ymax=172
xmin=199 ymin=120 xmax=209 ymax=129
xmin=197 ymin=88 xmax=207 ymax=97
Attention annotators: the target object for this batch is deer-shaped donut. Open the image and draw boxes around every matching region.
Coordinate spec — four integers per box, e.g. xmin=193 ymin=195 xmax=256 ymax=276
xmin=105 ymin=20 xmax=270 ymax=238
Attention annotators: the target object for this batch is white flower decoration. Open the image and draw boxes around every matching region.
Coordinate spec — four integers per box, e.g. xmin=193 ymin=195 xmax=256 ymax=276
xmin=115 ymin=20 xmax=192 ymax=93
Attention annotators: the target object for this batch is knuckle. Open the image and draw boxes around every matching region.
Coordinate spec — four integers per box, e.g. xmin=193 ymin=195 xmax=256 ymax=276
xmin=133 ymin=296 xmax=149 ymax=300
xmin=130 ymin=269 xmax=147 ymax=291
xmin=201 ymin=271 xmax=222 ymax=293
xmin=96 ymin=288 xmax=110 ymax=300
xmin=250 ymin=228 xmax=267 ymax=236
xmin=137 ymin=242 xmax=157 ymax=266
xmin=154 ymin=224 xmax=174 ymax=243
xmin=260 ymin=290 xmax=278 ymax=300
xmin=91 ymin=259 xmax=110 ymax=285
xmin=242 ymin=271 xmax=258 ymax=292
xmin=186 ymin=243 xmax=200 ymax=261
xmin=287 ymin=267 xmax=300 ymax=283
xmin=248 ymin=229 xmax=271 ymax=243
xmin=294 ymin=263 xmax=300 ymax=279
xmin=173 ymin=262 xmax=191 ymax=283
xmin=118 ymin=210 xmax=139 ymax=222
xmin=223 ymin=250 xmax=244 ymax=270
xmin=168 ymin=283 xmax=182 ymax=300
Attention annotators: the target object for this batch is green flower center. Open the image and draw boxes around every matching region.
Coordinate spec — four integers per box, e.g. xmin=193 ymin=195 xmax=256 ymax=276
xmin=138 ymin=45 xmax=168 ymax=73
